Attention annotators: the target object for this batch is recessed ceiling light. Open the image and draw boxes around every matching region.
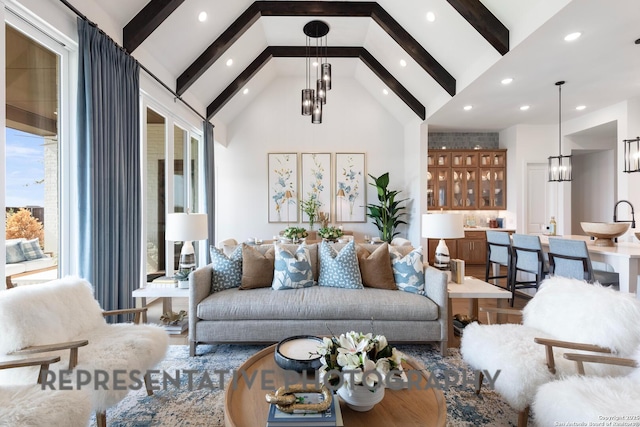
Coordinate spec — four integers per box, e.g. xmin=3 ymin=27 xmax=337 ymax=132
xmin=463 ymin=105 xmax=473 ymax=111
xmin=243 ymin=88 xmax=249 ymax=95
xmin=198 ymin=11 xmax=207 ymax=22
xmin=382 ymin=89 xmax=389 ymax=95
xmin=576 ymin=105 xmax=586 ymax=111
xmin=399 ymin=59 xmax=407 ymax=67
xmin=312 ymin=61 xmax=319 ymax=67
xmin=426 ymin=11 xmax=436 ymax=22
xmin=520 ymin=105 xmax=530 ymax=111
xmin=564 ymin=32 xmax=581 ymax=42
xmin=226 ymin=59 xmax=233 ymax=67
xmin=501 ymin=78 xmax=513 ymax=85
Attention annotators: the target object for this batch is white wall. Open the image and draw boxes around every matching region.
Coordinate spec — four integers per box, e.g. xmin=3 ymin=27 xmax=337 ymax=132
xmin=571 ymin=150 xmax=615 ymax=234
xmin=215 ymin=76 xmax=410 ymax=242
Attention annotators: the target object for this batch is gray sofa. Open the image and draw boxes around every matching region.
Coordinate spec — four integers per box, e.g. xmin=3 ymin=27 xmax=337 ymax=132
xmin=188 ymin=243 xmax=449 ymax=356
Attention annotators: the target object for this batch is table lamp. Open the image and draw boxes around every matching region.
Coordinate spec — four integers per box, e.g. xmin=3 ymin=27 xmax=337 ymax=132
xmin=166 ymin=212 xmax=209 ymax=274
xmin=422 ymin=212 xmax=465 ymax=269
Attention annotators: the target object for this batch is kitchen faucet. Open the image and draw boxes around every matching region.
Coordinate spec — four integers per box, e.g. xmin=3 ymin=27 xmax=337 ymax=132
xmin=613 ymin=200 xmax=636 ymax=228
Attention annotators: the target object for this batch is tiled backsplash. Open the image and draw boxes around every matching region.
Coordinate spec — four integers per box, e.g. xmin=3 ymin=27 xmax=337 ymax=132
xmin=428 ymin=132 xmax=499 ymax=150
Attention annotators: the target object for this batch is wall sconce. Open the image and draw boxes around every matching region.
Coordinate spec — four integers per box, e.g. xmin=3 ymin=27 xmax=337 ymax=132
xmin=623 ymin=136 xmax=640 ymax=173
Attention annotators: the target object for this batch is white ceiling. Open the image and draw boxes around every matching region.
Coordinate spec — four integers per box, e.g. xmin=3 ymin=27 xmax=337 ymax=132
xmin=81 ymin=0 xmax=640 ymax=131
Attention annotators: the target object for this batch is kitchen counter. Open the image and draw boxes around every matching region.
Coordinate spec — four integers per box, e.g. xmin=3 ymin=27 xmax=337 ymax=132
xmin=539 ymin=234 xmax=640 ymax=295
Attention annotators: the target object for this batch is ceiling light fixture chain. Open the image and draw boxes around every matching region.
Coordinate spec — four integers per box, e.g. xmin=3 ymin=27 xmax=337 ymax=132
xmin=301 ymin=20 xmax=331 ymax=124
xmin=548 ymin=80 xmax=572 ymax=182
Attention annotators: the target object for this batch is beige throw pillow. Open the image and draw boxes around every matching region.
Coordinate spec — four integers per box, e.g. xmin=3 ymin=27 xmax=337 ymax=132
xmin=356 ymin=243 xmax=397 ymax=290
xmin=240 ymin=244 xmax=275 ymax=289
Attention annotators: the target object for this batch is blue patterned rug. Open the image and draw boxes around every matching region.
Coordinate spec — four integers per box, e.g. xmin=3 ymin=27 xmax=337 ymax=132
xmin=92 ymin=344 xmax=519 ymax=426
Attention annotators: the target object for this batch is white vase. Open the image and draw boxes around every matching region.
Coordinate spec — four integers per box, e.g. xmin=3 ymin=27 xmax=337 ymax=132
xmin=337 ymin=383 xmax=385 ymax=412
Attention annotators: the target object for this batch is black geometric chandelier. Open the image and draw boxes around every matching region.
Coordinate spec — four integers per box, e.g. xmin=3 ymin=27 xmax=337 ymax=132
xmin=548 ymin=81 xmax=572 ymax=182
xmin=301 ymin=20 xmax=332 ymax=124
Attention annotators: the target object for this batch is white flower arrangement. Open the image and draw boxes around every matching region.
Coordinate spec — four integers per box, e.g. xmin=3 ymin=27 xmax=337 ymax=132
xmin=317 ymin=226 xmax=344 ymax=240
xmin=283 ymin=227 xmax=308 ymax=240
xmin=315 ymin=331 xmax=403 ymax=390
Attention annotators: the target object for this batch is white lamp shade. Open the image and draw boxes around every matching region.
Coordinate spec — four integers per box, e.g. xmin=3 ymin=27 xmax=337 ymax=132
xmin=422 ymin=213 xmax=465 ymax=239
xmin=165 ymin=213 xmax=208 ymax=242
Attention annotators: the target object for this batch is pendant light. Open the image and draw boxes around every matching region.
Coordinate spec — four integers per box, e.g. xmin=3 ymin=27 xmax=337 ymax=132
xmin=301 ymin=20 xmax=331 ymax=124
xmin=623 ymin=136 xmax=640 ymax=173
xmin=548 ymin=81 xmax=572 ymax=182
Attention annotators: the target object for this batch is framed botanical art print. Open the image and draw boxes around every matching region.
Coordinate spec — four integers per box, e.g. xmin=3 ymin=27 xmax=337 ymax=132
xmin=268 ymin=153 xmax=298 ymax=223
xmin=335 ymin=153 xmax=366 ymax=222
xmin=300 ymin=153 xmax=331 ymax=225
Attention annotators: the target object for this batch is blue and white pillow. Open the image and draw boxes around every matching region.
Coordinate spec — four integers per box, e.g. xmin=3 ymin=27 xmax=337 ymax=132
xmin=272 ymin=244 xmax=315 ymax=290
xmin=318 ymin=240 xmax=363 ymax=289
xmin=210 ymin=245 xmax=243 ymax=292
xmin=389 ymin=246 xmax=425 ymax=293
xmin=6 ymin=239 xmax=26 ymax=264
xmin=19 ymin=238 xmax=45 ymax=261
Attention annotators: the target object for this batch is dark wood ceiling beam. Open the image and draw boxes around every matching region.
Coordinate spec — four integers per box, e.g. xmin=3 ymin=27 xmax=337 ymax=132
xmin=178 ymin=1 xmax=456 ymax=97
xmin=177 ymin=3 xmax=261 ymax=95
xmin=123 ymin=0 xmax=186 ymax=53
xmin=207 ymin=46 xmax=425 ymax=121
xmin=370 ymin=4 xmax=455 ymax=96
xmin=446 ymin=0 xmax=509 ymax=55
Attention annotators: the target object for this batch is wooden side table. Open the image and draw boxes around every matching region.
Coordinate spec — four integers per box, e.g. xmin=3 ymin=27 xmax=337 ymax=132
xmin=447 ymin=276 xmax=512 ymax=349
xmin=132 ymin=285 xmax=189 ymax=323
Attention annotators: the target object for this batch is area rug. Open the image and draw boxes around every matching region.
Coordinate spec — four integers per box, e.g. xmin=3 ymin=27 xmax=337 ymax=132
xmin=93 ymin=344 xmax=519 ymax=426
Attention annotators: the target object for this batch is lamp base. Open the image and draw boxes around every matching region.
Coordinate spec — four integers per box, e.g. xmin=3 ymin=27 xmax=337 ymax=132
xmin=434 ymin=238 xmax=451 ymax=270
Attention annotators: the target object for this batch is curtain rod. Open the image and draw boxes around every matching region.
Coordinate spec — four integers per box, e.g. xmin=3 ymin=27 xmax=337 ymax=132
xmin=58 ymin=0 xmax=207 ymax=122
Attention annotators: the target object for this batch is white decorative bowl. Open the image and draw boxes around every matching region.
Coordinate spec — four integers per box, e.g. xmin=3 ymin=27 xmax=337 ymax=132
xmin=580 ymin=222 xmax=630 ymax=246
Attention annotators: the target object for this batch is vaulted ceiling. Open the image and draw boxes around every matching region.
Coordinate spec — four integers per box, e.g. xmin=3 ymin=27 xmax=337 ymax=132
xmin=80 ymin=0 xmax=640 ymax=130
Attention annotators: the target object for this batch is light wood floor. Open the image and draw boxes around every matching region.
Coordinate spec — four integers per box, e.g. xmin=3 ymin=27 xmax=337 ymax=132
xmin=146 ymin=264 xmax=530 ymax=348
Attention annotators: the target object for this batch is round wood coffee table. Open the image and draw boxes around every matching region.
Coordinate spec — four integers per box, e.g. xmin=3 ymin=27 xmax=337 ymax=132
xmin=224 ymin=345 xmax=446 ymax=427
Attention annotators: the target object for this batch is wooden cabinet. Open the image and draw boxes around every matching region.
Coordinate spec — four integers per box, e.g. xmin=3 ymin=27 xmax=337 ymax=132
xmin=428 ymin=149 xmax=506 ymax=211
xmin=456 ymin=231 xmax=487 ymax=265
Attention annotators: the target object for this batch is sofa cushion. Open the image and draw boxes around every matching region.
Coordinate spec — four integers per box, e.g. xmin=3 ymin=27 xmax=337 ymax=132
xmin=390 ymin=246 xmax=425 ymax=294
xmin=196 ymin=286 xmax=439 ymax=322
xmin=19 ymin=238 xmax=45 ymax=261
xmin=210 ymin=245 xmax=242 ymax=292
xmin=240 ymin=244 xmax=275 ymax=289
xmin=318 ymin=240 xmax=363 ymax=289
xmin=356 ymin=243 xmax=396 ymax=290
xmin=6 ymin=240 xmax=27 ymax=264
xmin=279 ymin=243 xmax=318 ymax=280
xmin=272 ymin=244 xmax=315 ymax=290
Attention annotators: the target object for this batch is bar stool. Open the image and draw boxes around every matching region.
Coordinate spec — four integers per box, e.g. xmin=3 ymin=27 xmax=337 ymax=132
xmin=510 ymin=234 xmax=548 ymax=306
xmin=547 ymin=238 xmax=619 ymax=288
xmin=485 ymin=231 xmax=512 ymax=291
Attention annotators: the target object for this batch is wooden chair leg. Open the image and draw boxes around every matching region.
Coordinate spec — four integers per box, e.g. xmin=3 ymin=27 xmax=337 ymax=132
xmin=475 ymin=371 xmax=484 ymax=395
xmin=96 ymin=411 xmax=107 ymax=427
xmin=144 ymin=372 xmax=154 ymax=396
xmin=517 ymin=407 xmax=530 ymax=427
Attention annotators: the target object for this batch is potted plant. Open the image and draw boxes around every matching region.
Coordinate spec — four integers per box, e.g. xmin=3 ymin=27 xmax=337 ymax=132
xmin=318 ymin=226 xmax=343 ymax=241
xmin=300 ymin=193 xmax=321 ymax=230
xmin=282 ymin=226 xmax=308 ymax=243
xmin=365 ymin=172 xmax=407 ymax=243
xmin=174 ymin=268 xmax=191 ymax=289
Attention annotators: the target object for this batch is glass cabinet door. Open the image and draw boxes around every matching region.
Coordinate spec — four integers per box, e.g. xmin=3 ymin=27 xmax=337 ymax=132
xmin=463 ymin=153 xmax=478 ymax=167
xmin=427 ymin=169 xmax=436 ymax=208
xmin=435 ymin=152 xmax=450 ymax=167
xmin=464 ymin=169 xmax=477 ymax=208
xmin=452 ymin=169 xmax=463 ymax=208
xmin=479 ymin=168 xmax=492 ymax=208
xmin=493 ymin=169 xmax=506 ymax=209
xmin=436 ymin=169 xmax=450 ymax=208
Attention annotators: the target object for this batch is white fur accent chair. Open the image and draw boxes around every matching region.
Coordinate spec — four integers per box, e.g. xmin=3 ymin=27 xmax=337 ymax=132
xmin=461 ymin=276 xmax=640 ymax=427
xmin=533 ymin=348 xmax=640 ymax=424
xmin=0 ymin=355 xmax=92 ymax=426
xmin=0 ymin=277 xmax=169 ymax=427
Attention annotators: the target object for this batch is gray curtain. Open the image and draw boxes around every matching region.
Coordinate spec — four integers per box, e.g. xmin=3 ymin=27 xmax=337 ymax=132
xmin=203 ymin=121 xmax=215 ymax=263
xmin=77 ymin=18 xmax=141 ymax=314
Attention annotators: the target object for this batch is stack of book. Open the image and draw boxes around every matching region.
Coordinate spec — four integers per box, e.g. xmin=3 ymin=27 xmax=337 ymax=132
xmin=162 ymin=319 xmax=187 ymax=335
xmin=266 ymin=392 xmax=343 ymax=427
xmin=148 ymin=276 xmax=178 ymax=288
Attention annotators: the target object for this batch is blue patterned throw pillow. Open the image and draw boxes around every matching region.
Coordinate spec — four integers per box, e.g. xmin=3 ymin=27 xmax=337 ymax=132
xmin=6 ymin=239 xmax=27 ymax=264
xmin=19 ymin=238 xmax=45 ymax=261
xmin=210 ymin=245 xmax=242 ymax=292
xmin=389 ymin=246 xmax=425 ymax=293
xmin=318 ymin=240 xmax=363 ymax=289
xmin=272 ymin=244 xmax=315 ymax=290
